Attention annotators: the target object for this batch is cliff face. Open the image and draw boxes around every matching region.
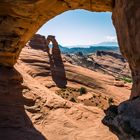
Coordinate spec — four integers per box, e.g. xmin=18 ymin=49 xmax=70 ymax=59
xmin=103 ymin=97 xmax=140 ymax=140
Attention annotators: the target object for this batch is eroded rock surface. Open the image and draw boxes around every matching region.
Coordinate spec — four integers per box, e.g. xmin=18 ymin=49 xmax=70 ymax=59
xmin=112 ymin=0 xmax=140 ymax=98
xmin=0 ymin=0 xmax=113 ymax=67
xmin=64 ymin=51 xmax=131 ymax=78
xmin=0 ymin=49 xmax=122 ymax=140
xmin=103 ymin=97 xmax=140 ymax=140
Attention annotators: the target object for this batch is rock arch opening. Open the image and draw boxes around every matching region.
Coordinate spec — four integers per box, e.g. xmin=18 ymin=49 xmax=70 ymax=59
xmin=0 ymin=1 xmax=139 ymax=139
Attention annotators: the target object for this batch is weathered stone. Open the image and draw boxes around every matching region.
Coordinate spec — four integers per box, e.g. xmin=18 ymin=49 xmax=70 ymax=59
xmin=29 ymin=34 xmax=46 ymax=50
xmin=103 ymin=97 xmax=140 ymax=140
xmin=112 ymin=0 xmax=140 ymax=98
xmin=45 ymin=35 xmax=61 ymax=59
xmin=0 ymin=0 xmax=113 ymax=67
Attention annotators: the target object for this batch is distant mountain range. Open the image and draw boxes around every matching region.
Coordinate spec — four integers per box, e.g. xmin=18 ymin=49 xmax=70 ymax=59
xmin=64 ymin=42 xmax=118 ymax=48
xmin=58 ymin=42 xmax=119 ymax=54
xmin=94 ymin=42 xmax=118 ymax=46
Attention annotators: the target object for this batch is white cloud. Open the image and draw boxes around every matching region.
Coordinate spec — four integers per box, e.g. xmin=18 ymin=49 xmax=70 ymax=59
xmin=105 ymin=36 xmax=117 ymax=42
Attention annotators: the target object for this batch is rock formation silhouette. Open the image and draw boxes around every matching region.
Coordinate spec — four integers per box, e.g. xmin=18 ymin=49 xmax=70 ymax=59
xmin=45 ymin=35 xmax=67 ymax=88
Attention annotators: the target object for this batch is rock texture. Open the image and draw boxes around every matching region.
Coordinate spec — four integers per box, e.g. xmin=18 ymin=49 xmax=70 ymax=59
xmin=19 ymin=46 xmax=131 ymax=109
xmin=0 ymin=46 xmax=127 ymax=140
xmin=29 ymin=34 xmax=46 ymax=50
xmin=103 ymin=97 xmax=140 ymax=140
xmin=0 ymin=0 xmax=139 ymax=98
xmin=0 ymin=66 xmax=47 ymax=140
xmin=112 ymin=0 xmax=140 ymax=98
xmin=0 ymin=0 xmax=140 ymax=139
xmin=64 ymin=51 xmax=131 ymax=78
xmin=0 ymin=0 xmax=113 ymax=67
xmin=14 ymin=46 xmax=131 ymax=140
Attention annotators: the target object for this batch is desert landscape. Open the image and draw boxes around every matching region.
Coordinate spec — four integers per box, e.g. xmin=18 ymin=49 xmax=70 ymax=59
xmin=3 ymin=34 xmax=130 ymax=140
xmin=0 ymin=0 xmax=139 ymax=140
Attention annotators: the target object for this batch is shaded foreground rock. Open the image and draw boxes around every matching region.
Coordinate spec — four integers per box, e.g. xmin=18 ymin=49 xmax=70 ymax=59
xmin=103 ymin=97 xmax=140 ymax=140
xmin=0 ymin=67 xmax=47 ymax=140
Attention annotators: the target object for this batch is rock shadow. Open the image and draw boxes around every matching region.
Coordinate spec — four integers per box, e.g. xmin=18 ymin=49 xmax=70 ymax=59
xmin=0 ymin=66 xmax=47 ymax=140
xmin=102 ymin=105 xmax=122 ymax=140
xmin=102 ymin=97 xmax=140 ymax=140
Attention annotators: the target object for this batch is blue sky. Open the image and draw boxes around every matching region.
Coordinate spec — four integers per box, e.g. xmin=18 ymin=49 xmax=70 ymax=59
xmin=37 ymin=10 xmax=117 ymax=46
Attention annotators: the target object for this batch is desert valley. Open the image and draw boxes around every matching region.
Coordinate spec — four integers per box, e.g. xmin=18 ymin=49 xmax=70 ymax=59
xmin=5 ymin=34 xmax=131 ymax=140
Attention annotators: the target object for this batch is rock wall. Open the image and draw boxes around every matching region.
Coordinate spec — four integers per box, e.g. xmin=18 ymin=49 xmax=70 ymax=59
xmin=112 ymin=0 xmax=140 ymax=98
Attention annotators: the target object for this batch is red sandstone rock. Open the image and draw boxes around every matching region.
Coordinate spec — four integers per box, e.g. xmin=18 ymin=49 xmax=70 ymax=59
xmin=29 ymin=34 xmax=46 ymax=50
xmin=112 ymin=0 xmax=140 ymax=98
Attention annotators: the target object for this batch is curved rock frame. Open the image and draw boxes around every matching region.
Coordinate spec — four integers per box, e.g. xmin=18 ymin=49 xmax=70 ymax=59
xmin=0 ymin=0 xmax=139 ymax=98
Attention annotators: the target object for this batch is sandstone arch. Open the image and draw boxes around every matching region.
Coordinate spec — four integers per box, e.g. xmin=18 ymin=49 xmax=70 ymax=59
xmin=0 ymin=0 xmax=139 ymax=98
xmin=45 ymin=35 xmax=59 ymax=54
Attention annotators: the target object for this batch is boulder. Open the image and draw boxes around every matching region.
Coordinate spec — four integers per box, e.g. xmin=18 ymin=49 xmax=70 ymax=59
xmin=103 ymin=97 xmax=140 ymax=140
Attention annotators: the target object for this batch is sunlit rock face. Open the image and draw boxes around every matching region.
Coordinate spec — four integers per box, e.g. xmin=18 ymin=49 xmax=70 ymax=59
xmin=0 ymin=0 xmax=113 ymax=67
